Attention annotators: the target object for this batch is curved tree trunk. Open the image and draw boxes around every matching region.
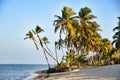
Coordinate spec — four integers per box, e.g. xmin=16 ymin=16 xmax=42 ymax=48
xmin=44 ymin=48 xmax=59 ymax=64
xmin=37 ymin=34 xmax=59 ymax=65
xmin=43 ymin=42 xmax=59 ymax=64
xmin=37 ymin=34 xmax=51 ymax=69
xmin=45 ymin=43 xmax=58 ymax=63
xmin=43 ymin=49 xmax=51 ymax=69
xmin=45 ymin=43 xmax=56 ymax=65
xmin=55 ymin=46 xmax=59 ymax=64
xmin=33 ymin=40 xmax=39 ymax=50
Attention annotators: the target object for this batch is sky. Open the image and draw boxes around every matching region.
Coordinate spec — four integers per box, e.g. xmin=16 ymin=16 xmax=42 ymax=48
xmin=0 ymin=0 xmax=120 ymax=64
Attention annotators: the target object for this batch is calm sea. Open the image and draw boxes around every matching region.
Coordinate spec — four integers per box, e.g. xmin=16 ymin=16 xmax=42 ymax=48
xmin=0 ymin=64 xmax=53 ymax=80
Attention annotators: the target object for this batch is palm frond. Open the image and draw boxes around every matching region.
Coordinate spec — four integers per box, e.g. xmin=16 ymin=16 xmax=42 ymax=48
xmin=86 ymin=14 xmax=97 ymax=20
xmin=32 ymin=29 xmax=36 ymax=34
xmin=54 ymin=25 xmax=60 ymax=33
xmin=35 ymin=25 xmax=44 ymax=33
xmin=54 ymin=15 xmax=62 ymax=19
xmin=24 ymin=37 xmax=29 ymax=40
xmin=113 ymin=26 xmax=120 ymax=31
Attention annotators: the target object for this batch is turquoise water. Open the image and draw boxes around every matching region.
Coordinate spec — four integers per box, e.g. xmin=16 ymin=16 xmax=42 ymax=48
xmin=0 ymin=64 xmax=52 ymax=80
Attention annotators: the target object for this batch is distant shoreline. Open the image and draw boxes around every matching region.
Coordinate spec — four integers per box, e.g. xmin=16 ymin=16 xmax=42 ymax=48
xmin=32 ymin=64 xmax=120 ymax=80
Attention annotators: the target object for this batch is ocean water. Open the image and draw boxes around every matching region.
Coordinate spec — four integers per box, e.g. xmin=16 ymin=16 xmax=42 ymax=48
xmin=0 ymin=64 xmax=53 ymax=80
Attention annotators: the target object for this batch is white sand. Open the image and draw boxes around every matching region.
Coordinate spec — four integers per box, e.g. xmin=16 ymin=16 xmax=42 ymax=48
xmin=33 ymin=64 xmax=120 ymax=80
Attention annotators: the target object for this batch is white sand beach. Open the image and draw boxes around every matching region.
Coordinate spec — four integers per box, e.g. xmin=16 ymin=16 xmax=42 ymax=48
xmin=33 ymin=64 xmax=120 ymax=80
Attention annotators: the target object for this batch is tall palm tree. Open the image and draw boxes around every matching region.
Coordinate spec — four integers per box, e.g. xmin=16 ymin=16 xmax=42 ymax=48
xmin=54 ymin=6 xmax=79 ymax=54
xmin=76 ymin=7 xmax=101 ymax=55
xmin=24 ymin=31 xmax=39 ymax=50
xmin=77 ymin=7 xmax=97 ymax=24
xmin=53 ymin=6 xmax=77 ymax=50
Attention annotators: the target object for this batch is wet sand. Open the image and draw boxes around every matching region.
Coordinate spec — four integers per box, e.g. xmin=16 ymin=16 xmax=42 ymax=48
xmin=33 ymin=64 xmax=120 ymax=80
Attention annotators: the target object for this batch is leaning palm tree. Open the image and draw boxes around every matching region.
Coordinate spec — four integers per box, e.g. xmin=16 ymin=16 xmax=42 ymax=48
xmin=33 ymin=26 xmax=59 ymax=65
xmin=42 ymin=36 xmax=59 ymax=64
xmin=32 ymin=25 xmax=44 ymax=47
xmin=42 ymin=36 xmax=51 ymax=53
xmin=32 ymin=25 xmax=51 ymax=69
xmin=24 ymin=31 xmax=39 ymax=50
xmin=55 ymin=42 xmax=59 ymax=64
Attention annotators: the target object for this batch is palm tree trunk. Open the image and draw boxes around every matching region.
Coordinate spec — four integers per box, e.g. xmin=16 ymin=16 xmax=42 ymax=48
xmin=55 ymin=47 xmax=59 ymax=64
xmin=36 ymin=35 xmax=50 ymax=69
xmin=61 ymin=47 xmax=65 ymax=57
xmin=45 ymin=43 xmax=57 ymax=65
xmin=44 ymin=48 xmax=59 ymax=64
xmin=98 ymin=52 xmax=103 ymax=64
xmin=43 ymin=49 xmax=51 ymax=69
xmin=37 ymin=35 xmax=44 ymax=47
xmin=33 ymin=40 xmax=39 ymax=50
xmin=45 ymin=43 xmax=58 ymax=62
xmin=37 ymin=34 xmax=59 ymax=65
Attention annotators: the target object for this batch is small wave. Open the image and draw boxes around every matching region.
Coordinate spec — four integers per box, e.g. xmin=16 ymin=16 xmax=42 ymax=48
xmin=23 ymin=73 xmax=38 ymax=80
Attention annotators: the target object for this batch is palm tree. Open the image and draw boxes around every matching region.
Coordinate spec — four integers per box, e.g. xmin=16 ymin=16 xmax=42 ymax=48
xmin=113 ymin=17 xmax=120 ymax=50
xmin=54 ymin=7 xmax=78 ymax=53
xmin=32 ymin=25 xmax=44 ymax=47
xmin=55 ymin=38 xmax=65 ymax=63
xmin=55 ymin=39 xmax=65 ymax=50
xmin=76 ymin=7 xmax=101 ymax=55
xmin=42 ymin=36 xmax=51 ymax=53
xmin=66 ymin=50 xmax=76 ymax=67
xmin=112 ymin=17 xmax=120 ymax=59
xmin=33 ymin=26 xmax=59 ymax=65
xmin=98 ymin=38 xmax=112 ymax=64
xmin=42 ymin=36 xmax=59 ymax=64
xmin=101 ymin=38 xmax=112 ymax=54
xmin=53 ymin=6 xmax=103 ymax=66
xmin=55 ymin=42 xmax=59 ymax=64
xmin=32 ymin=25 xmax=51 ymax=69
xmin=24 ymin=31 xmax=39 ymax=50
xmin=54 ymin=6 xmax=77 ymax=38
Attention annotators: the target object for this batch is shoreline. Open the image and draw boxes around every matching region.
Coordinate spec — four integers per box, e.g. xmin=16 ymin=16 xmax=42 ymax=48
xmin=32 ymin=64 xmax=120 ymax=80
xmin=24 ymin=72 xmax=38 ymax=80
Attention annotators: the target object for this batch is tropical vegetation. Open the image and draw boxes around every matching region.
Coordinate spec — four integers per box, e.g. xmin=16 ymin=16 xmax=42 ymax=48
xmin=24 ymin=6 xmax=120 ymax=73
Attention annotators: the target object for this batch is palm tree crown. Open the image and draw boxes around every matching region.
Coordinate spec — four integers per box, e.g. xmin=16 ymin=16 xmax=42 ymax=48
xmin=24 ymin=31 xmax=39 ymax=50
xmin=54 ymin=6 xmax=77 ymax=38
